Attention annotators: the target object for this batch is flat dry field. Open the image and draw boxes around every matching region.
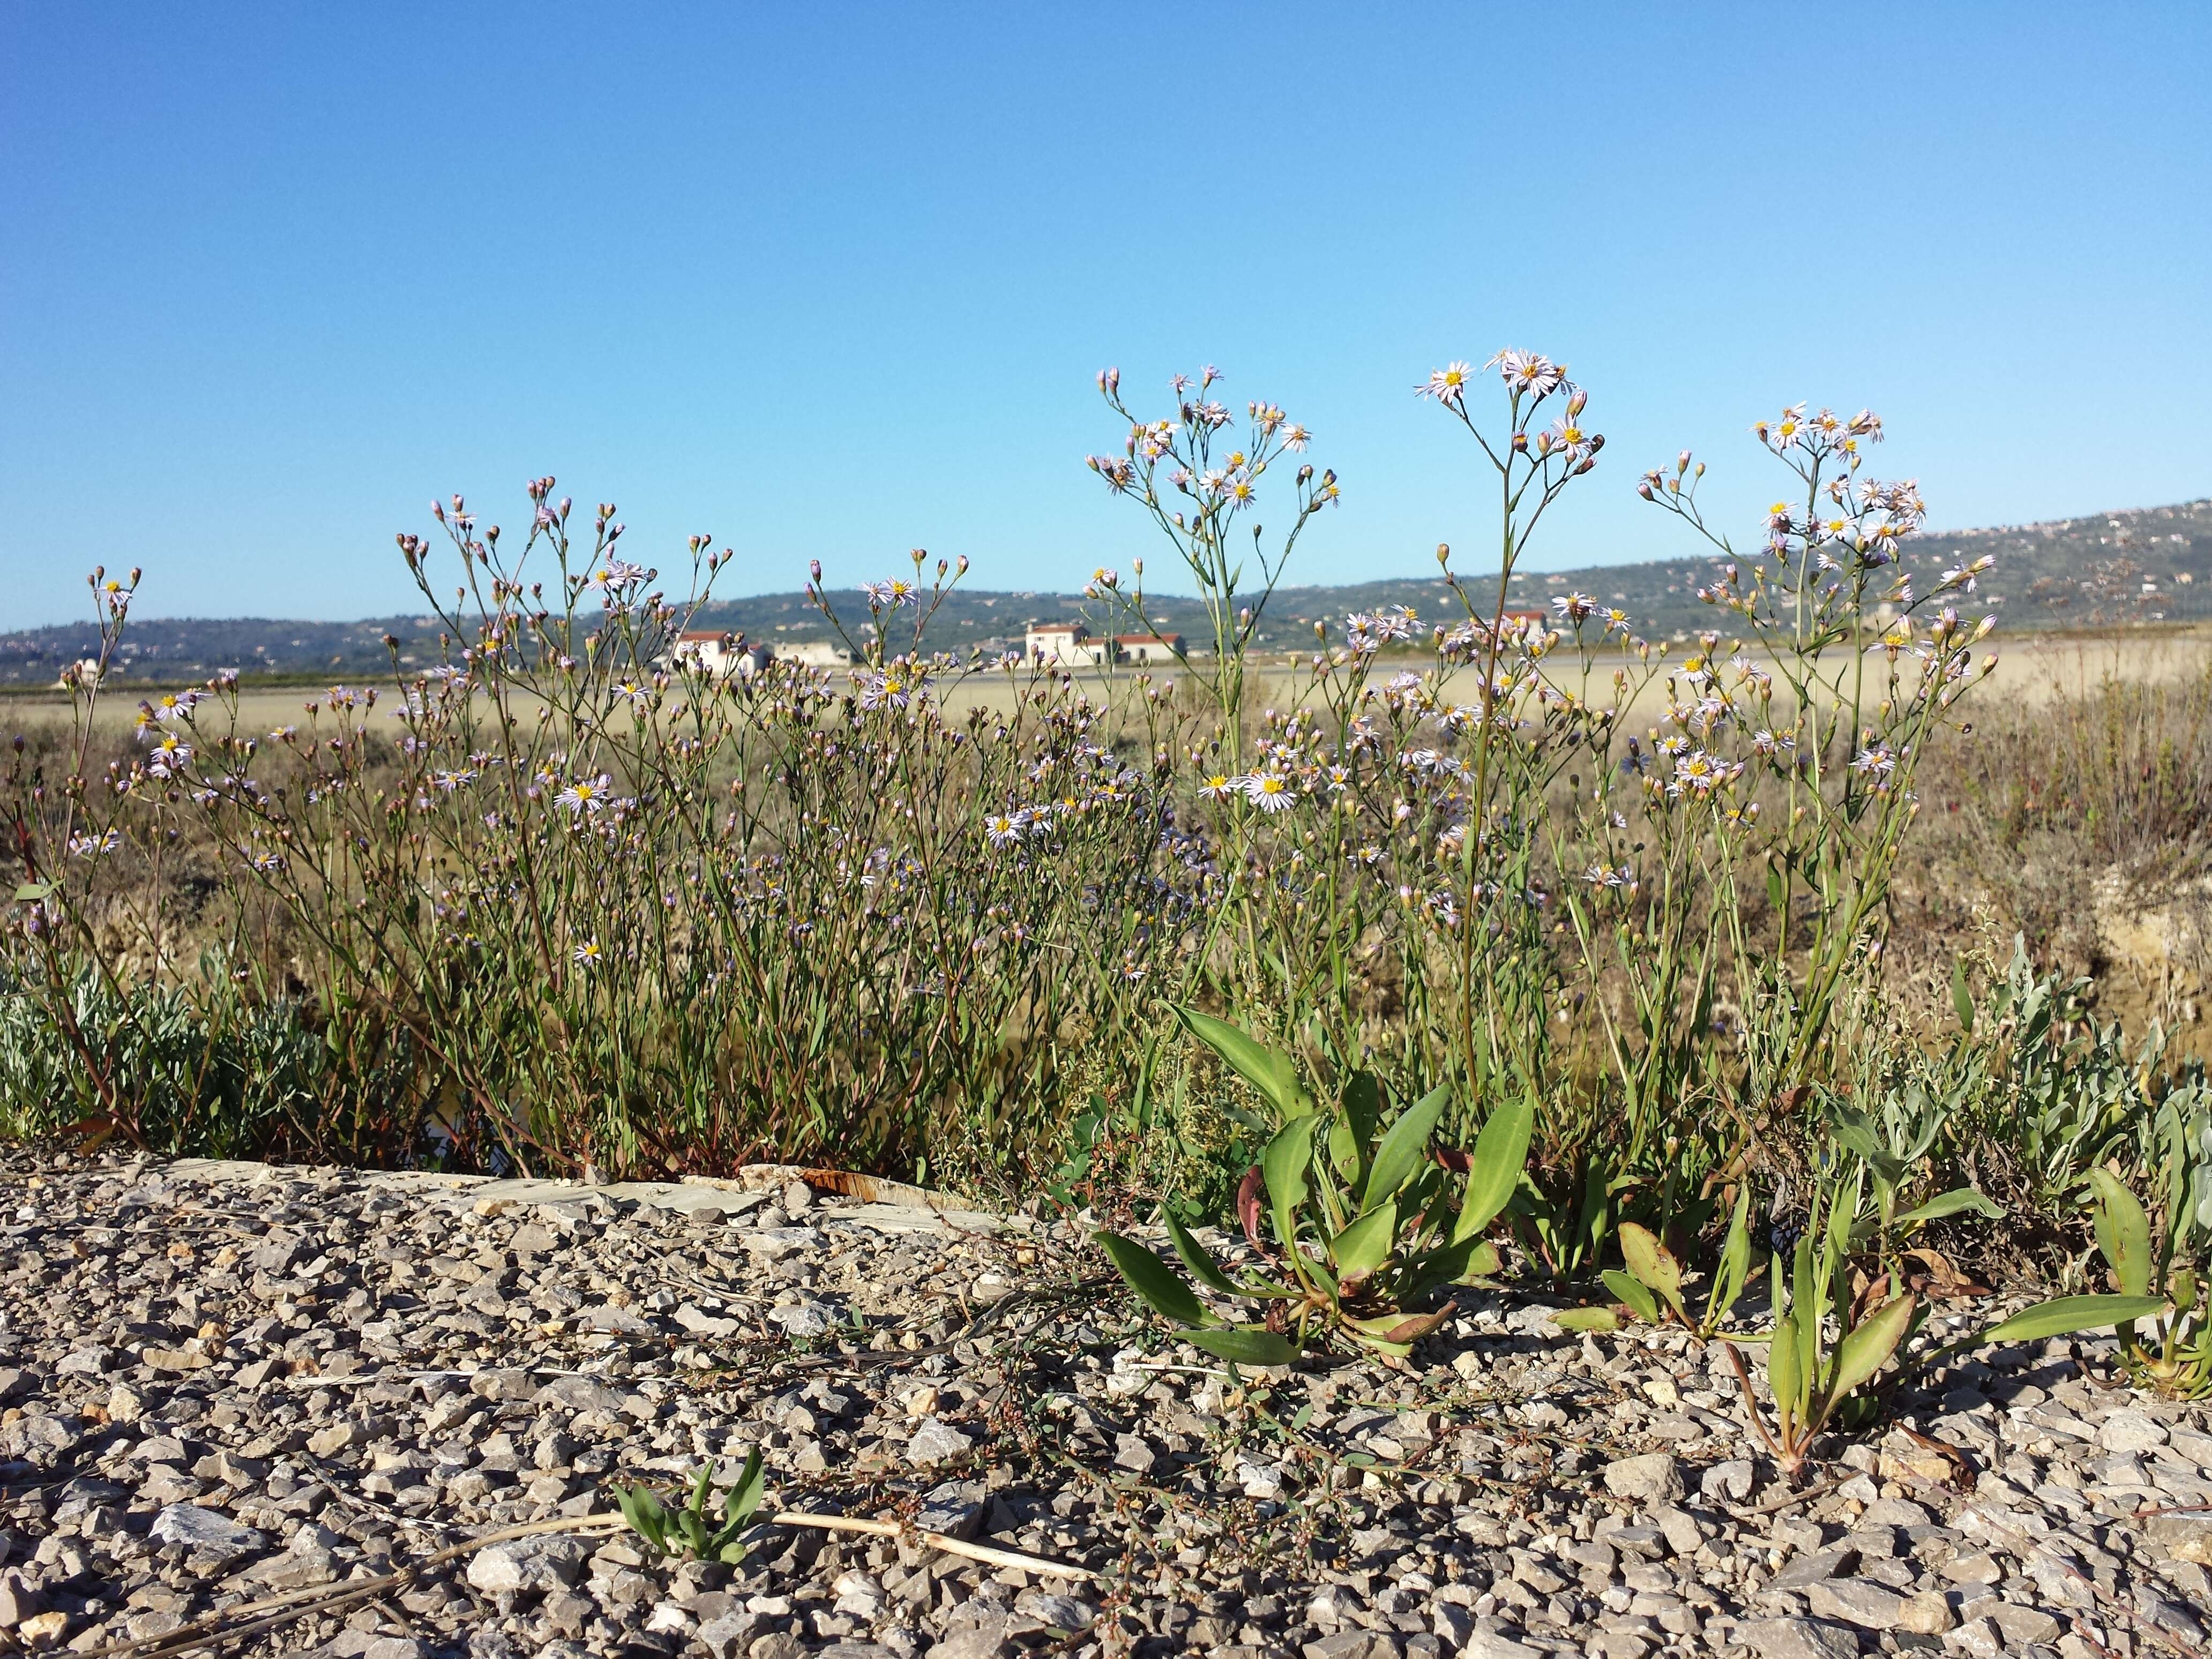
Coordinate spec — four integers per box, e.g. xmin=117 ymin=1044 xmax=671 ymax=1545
xmin=4 ymin=624 xmax=2207 ymax=741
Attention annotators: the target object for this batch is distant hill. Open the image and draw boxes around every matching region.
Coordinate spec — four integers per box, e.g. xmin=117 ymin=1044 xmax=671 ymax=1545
xmin=4 ymin=497 xmax=2207 ymax=687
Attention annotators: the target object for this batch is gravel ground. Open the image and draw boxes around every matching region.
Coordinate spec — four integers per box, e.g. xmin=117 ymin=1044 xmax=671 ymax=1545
xmin=2 ymin=1149 xmax=2209 ymax=1659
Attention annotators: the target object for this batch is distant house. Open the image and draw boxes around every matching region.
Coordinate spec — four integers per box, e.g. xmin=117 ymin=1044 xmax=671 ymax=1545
xmin=1025 ymin=622 xmax=1111 ymax=666
xmin=1115 ymin=632 xmax=1185 ymax=664
xmin=784 ymin=640 xmax=855 ymax=668
xmin=671 ymin=631 xmax=774 ymax=677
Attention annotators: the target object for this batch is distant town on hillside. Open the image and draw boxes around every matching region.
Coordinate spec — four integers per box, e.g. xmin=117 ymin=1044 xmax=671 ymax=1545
xmin=2 ymin=497 xmax=2207 ymax=688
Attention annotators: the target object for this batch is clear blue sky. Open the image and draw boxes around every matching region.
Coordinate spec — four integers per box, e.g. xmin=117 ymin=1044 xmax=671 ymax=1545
xmin=4 ymin=4 xmax=2208 ymax=629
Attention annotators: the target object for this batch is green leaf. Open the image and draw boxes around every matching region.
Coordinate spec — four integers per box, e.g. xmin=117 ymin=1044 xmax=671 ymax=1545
xmin=1824 ymin=1289 xmax=1915 ymax=1409
xmin=1455 ymin=1094 xmax=1534 ymax=1243
xmin=1601 ymin=1268 xmax=1659 ymax=1324
xmin=724 ymin=1447 xmax=766 ymax=1529
xmin=1552 ymin=1306 xmax=1621 ymax=1332
xmin=1706 ymin=1185 xmax=1752 ymax=1329
xmin=1364 ymin=1083 xmax=1448 ymax=1211
xmin=1329 ymin=1202 xmax=1398 ymax=1282
xmin=1175 ymin=1005 xmax=1309 ymax=1120
xmin=1969 ymin=1294 xmax=2171 ymax=1348
xmin=616 ymin=1484 xmax=668 ymax=1554
xmin=1094 ymin=1230 xmax=1215 ymax=1328
xmin=2088 ymin=1169 xmax=2153 ymax=1297
xmin=1617 ymin=1222 xmax=1684 ymax=1313
xmin=1769 ymin=1311 xmax=1806 ymax=1426
xmin=1335 ymin=1072 xmax=1381 ymax=1185
xmin=1892 ymin=1188 xmax=2002 ymax=1229
xmin=1400 ymin=1235 xmax=1488 ymax=1299
xmin=1342 ymin=1306 xmax=1454 ymax=1346
xmin=1260 ymin=1115 xmax=1314 ymax=1254
xmin=1952 ymin=958 xmax=1975 ymax=1033
xmin=1163 ymin=1209 xmax=1243 ymax=1297
xmin=1187 ymin=1325 xmax=1299 ymax=1366
xmin=1766 ymin=862 xmax=1787 ymax=920
xmin=1828 ymin=1101 xmax=1907 ymax=1187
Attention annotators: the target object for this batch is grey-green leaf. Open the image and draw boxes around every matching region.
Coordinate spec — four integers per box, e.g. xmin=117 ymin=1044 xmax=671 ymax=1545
xmin=1364 ymin=1083 xmax=1448 ymax=1210
xmin=1174 ymin=1005 xmax=1309 ymax=1120
xmin=1892 ymin=1187 xmax=2002 ymax=1229
xmin=1095 ymin=1230 xmax=1214 ymax=1327
xmin=1970 ymin=1294 xmax=2169 ymax=1348
xmin=1186 ymin=1325 xmax=1300 ymax=1366
xmin=1456 ymin=1093 xmax=1534 ymax=1242
xmin=1164 ymin=1209 xmax=1243 ymax=1297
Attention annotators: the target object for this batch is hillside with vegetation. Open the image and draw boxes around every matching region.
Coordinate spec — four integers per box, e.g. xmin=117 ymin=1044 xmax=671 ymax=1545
xmin=3 ymin=497 xmax=2207 ymax=687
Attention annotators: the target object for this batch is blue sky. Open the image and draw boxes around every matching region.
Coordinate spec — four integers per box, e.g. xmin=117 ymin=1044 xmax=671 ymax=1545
xmin=4 ymin=4 xmax=2208 ymax=629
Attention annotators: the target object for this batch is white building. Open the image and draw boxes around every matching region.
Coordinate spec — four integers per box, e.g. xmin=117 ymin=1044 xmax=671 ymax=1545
xmin=671 ymin=631 xmax=774 ymax=678
xmin=784 ymin=640 xmax=855 ymax=668
xmin=1115 ymin=632 xmax=1185 ymax=664
xmin=1025 ymin=622 xmax=1111 ymax=666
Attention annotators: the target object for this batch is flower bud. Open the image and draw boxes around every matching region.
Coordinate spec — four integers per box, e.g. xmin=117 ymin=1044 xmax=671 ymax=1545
xmin=810 ymin=559 xmax=823 ymax=582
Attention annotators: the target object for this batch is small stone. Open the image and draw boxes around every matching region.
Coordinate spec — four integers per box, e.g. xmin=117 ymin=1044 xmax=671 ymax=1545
xmin=1012 ymin=1592 xmax=1092 ymax=1633
xmin=0 ymin=1571 xmax=48 ymax=1627
xmin=906 ymin=1417 xmax=973 ymax=1466
xmin=2098 ymin=1409 xmax=2169 ymax=1455
xmin=676 ymin=1304 xmax=743 ymax=1339
xmin=930 ymin=1626 xmax=1011 ymax=1659
xmin=305 ymin=1421 xmax=363 ymax=1457
xmin=465 ymin=1534 xmax=593 ymax=1596
xmin=1947 ymin=1617 xmax=2002 ymax=1659
xmin=1984 ymin=1604 xmax=2061 ymax=1646
xmin=1702 ymin=1458 xmax=1755 ymax=1503
xmin=55 ymin=1346 xmax=113 ymax=1378
xmin=1239 ymin=1458 xmax=1288 ymax=1499
xmin=1804 ymin=1582 xmax=1905 ymax=1628
xmin=1739 ymin=1616 xmax=1862 ymax=1659
xmin=1770 ymin=1549 xmax=1860 ymax=1590
xmin=698 ymin=1613 xmax=766 ymax=1659
xmin=1899 ymin=1592 xmax=1955 ymax=1635
xmin=1858 ymin=1498 xmax=1931 ymax=1528
xmin=767 ymin=1300 xmax=833 ymax=1338
xmin=1940 ymin=1553 xmax=2001 ymax=1586
xmin=148 ymin=1504 xmax=266 ymax=1561
xmin=16 ymin=1610 xmax=68 ymax=1649
xmin=1112 ymin=1433 xmax=1156 ymax=1473
xmin=916 ymin=1481 xmax=985 ymax=1541
xmin=1302 ymin=1633 xmax=1401 ymax=1659
xmin=1432 ymin=1604 xmax=1474 ymax=1649
xmin=1604 ymin=1453 xmax=1683 ymax=1504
